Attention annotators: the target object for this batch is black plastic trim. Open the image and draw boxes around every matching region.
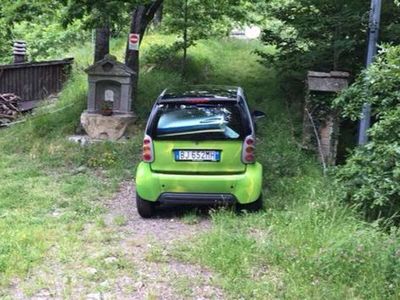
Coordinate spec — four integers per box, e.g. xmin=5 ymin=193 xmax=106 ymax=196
xmin=158 ymin=193 xmax=236 ymax=205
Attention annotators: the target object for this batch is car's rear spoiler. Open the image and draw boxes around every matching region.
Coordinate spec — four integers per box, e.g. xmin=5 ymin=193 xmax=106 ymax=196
xmin=157 ymin=97 xmax=238 ymax=104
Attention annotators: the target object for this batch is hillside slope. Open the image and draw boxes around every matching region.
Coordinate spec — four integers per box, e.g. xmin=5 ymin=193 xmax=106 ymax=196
xmin=0 ymin=35 xmax=399 ymax=299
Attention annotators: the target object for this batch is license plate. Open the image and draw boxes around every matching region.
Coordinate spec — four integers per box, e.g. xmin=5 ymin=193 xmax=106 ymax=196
xmin=174 ymin=150 xmax=221 ymax=162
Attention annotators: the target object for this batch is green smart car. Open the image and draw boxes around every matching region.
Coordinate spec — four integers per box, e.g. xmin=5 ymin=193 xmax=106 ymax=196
xmin=135 ymin=86 xmax=264 ymax=218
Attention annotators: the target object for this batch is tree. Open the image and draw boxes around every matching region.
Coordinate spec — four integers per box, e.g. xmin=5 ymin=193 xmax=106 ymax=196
xmin=94 ymin=26 xmax=110 ymax=63
xmin=124 ymin=0 xmax=164 ymax=99
xmin=62 ymin=0 xmax=164 ymax=100
xmin=61 ymin=0 xmax=132 ymax=62
xmin=153 ymin=3 xmax=164 ymax=27
xmin=257 ymin=0 xmax=400 ymax=84
xmin=0 ymin=0 xmax=61 ymax=62
xmin=163 ymin=0 xmax=251 ymax=77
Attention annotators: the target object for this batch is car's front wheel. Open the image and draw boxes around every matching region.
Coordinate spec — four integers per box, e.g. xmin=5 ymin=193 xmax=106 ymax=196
xmin=136 ymin=193 xmax=155 ymax=218
xmin=236 ymin=194 xmax=263 ymax=213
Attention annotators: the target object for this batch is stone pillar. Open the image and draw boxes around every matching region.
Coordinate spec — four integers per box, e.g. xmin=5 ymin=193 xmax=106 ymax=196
xmin=304 ymin=71 xmax=350 ymax=166
xmin=87 ymin=81 xmax=97 ymax=113
xmin=319 ymin=114 xmax=339 ymax=166
xmin=119 ymin=83 xmax=132 ymax=113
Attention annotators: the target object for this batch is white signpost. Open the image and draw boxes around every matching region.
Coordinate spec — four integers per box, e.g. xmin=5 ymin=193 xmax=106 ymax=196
xmin=128 ymin=33 xmax=140 ymax=51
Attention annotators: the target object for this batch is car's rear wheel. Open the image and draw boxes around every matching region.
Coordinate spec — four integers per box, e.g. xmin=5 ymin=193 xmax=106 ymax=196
xmin=236 ymin=194 xmax=263 ymax=213
xmin=136 ymin=192 xmax=155 ymax=218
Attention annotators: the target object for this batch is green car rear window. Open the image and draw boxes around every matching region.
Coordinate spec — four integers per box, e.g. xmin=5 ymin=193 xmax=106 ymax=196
xmin=151 ymin=103 xmax=248 ymax=140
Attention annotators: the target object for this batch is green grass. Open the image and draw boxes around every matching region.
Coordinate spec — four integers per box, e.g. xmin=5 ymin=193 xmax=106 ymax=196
xmin=113 ymin=215 xmax=127 ymax=226
xmin=0 ymin=32 xmax=399 ymax=299
xmin=176 ymin=181 xmax=400 ymax=299
xmin=0 ymin=35 xmax=178 ymax=291
xmin=168 ymin=37 xmax=400 ymax=299
xmin=181 ymin=211 xmax=201 ymax=225
xmin=0 ymin=33 xmax=187 ymax=292
xmin=144 ymin=244 xmax=169 ymax=264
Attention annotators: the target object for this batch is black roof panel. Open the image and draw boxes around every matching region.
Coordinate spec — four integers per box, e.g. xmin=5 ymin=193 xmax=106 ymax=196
xmin=160 ymin=85 xmax=239 ymax=102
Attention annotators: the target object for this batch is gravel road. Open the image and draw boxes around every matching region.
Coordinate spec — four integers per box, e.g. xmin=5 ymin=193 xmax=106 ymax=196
xmin=9 ymin=182 xmax=224 ymax=300
xmin=102 ymin=181 xmax=224 ymax=299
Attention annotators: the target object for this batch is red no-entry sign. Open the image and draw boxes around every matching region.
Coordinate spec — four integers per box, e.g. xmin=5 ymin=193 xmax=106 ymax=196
xmin=129 ymin=33 xmax=140 ymax=51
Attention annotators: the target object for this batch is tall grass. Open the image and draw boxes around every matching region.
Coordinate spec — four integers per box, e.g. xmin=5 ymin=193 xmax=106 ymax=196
xmin=170 ymin=37 xmax=400 ymax=299
xmin=178 ymin=177 xmax=400 ymax=299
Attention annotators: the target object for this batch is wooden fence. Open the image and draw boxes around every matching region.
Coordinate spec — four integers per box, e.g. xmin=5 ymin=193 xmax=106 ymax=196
xmin=0 ymin=58 xmax=73 ymax=110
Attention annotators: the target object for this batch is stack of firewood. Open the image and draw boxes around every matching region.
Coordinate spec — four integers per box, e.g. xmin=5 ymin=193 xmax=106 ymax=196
xmin=0 ymin=93 xmax=20 ymax=125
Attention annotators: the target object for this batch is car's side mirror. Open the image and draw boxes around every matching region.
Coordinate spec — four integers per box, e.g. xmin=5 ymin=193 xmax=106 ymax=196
xmin=253 ymin=110 xmax=266 ymax=120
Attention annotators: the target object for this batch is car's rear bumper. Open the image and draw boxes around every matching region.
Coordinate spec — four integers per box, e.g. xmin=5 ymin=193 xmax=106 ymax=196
xmin=135 ymin=162 xmax=262 ymax=204
xmin=158 ymin=192 xmax=236 ymax=206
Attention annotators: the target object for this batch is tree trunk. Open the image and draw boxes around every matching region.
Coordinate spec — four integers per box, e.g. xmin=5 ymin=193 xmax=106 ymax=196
xmin=153 ymin=4 xmax=164 ymax=27
xmin=125 ymin=0 xmax=163 ymax=105
xmin=94 ymin=26 xmax=110 ymax=63
xmin=182 ymin=0 xmax=188 ymax=78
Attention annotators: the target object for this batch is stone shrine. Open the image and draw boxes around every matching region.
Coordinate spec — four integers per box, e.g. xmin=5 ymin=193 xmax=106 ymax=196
xmin=80 ymin=55 xmax=136 ymax=140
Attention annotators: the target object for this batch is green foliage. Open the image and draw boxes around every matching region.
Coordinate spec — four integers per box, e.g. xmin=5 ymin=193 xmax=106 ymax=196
xmin=143 ymin=43 xmax=181 ymax=67
xmin=13 ymin=18 xmax=88 ymax=61
xmin=0 ymin=0 xmax=155 ymax=63
xmin=257 ymin=0 xmax=400 ymax=102
xmin=164 ymin=0 xmax=250 ymax=43
xmin=0 ymin=17 xmax=11 ymax=63
xmin=0 ymin=154 xmax=109 ymax=286
xmin=0 ymin=0 xmax=64 ymax=62
xmin=334 ymin=46 xmax=400 ymax=223
xmin=334 ymin=46 xmax=400 ymax=120
xmin=164 ymin=0 xmax=222 ymax=42
xmin=0 ymin=0 xmax=58 ymax=23
xmin=83 ymin=141 xmax=138 ymax=169
xmin=259 ymin=0 xmax=367 ymax=71
xmin=162 ymin=0 xmax=252 ymax=75
xmin=60 ymin=0 xmax=133 ymax=29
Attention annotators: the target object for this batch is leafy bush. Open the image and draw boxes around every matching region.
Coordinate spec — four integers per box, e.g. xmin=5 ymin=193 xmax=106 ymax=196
xmin=334 ymin=46 xmax=400 ymax=223
xmin=13 ymin=17 xmax=89 ymax=61
xmin=142 ymin=43 xmax=181 ymax=68
xmin=0 ymin=18 xmax=12 ymax=64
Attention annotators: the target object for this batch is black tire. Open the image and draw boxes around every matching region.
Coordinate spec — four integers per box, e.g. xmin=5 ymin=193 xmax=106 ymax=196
xmin=236 ymin=194 xmax=263 ymax=213
xmin=136 ymin=192 xmax=155 ymax=218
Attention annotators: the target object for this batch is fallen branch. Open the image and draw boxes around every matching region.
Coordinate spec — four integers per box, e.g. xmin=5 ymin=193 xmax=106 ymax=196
xmin=305 ymin=107 xmax=327 ymax=175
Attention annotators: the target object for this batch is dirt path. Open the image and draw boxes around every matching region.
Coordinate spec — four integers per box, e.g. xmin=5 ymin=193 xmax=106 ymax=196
xmin=9 ymin=182 xmax=224 ymax=300
xmin=101 ymin=181 xmax=224 ymax=300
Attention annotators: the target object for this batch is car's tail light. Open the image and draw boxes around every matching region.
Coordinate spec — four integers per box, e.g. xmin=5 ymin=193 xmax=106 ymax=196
xmin=242 ymin=135 xmax=256 ymax=164
xmin=142 ymin=135 xmax=154 ymax=162
xmin=185 ymin=98 xmax=211 ymax=104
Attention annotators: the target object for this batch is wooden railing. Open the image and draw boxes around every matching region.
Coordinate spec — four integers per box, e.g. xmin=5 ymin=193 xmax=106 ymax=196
xmin=0 ymin=58 xmax=73 ymax=108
